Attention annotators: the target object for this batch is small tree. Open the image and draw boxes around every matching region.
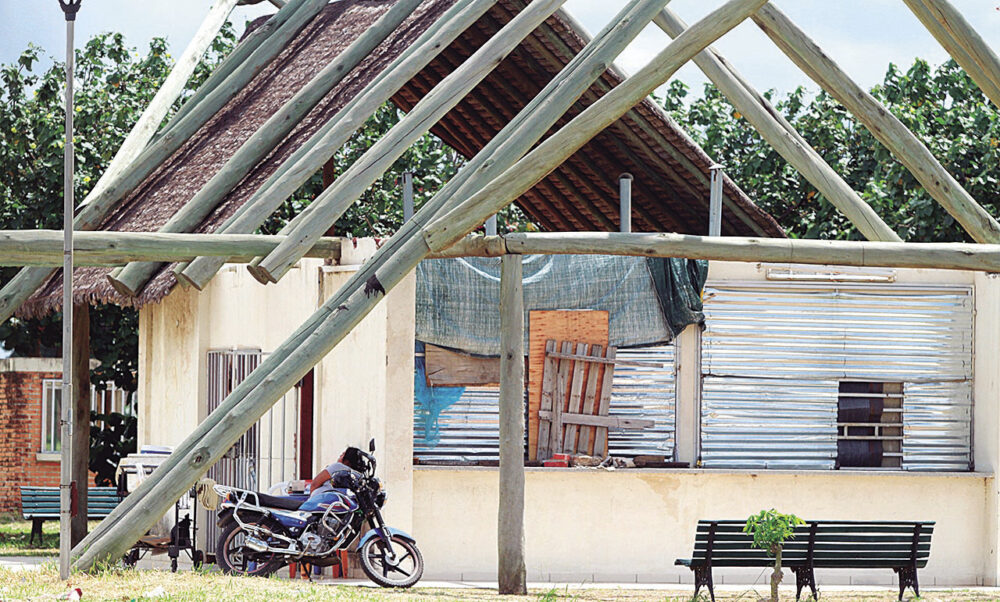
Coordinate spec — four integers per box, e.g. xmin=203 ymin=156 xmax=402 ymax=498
xmin=744 ymin=509 xmax=805 ymax=602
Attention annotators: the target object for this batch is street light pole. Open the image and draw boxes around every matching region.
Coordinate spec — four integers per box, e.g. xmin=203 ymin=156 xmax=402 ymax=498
xmin=58 ymin=0 xmax=81 ymax=581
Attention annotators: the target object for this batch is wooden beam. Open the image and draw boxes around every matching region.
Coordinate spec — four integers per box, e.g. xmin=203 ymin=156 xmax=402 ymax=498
xmin=106 ymin=0 xmax=426 ymax=298
xmin=752 ymin=4 xmax=1000 ymax=243
xmin=71 ymin=0 xmax=684 ymax=568
xmin=251 ymin=0 xmax=571 ymax=284
xmin=434 ymin=231 xmax=1000 ymax=272
xmin=0 ymin=230 xmax=341 ymax=267
xmin=654 ymin=8 xmax=900 ymax=242
xmin=0 ymin=0 xmax=327 ymax=324
xmin=80 ymin=0 xmax=240 ymax=210
xmin=901 ymin=0 xmax=1000 ymax=109
xmin=498 ymin=253 xmax=526 ymax=595
xmin=423 ymin=0 xmax=770 ymax=251
xmin=537 ymin=410 xmax=654 ymax=430
xmin=176 ymin=0 xmax=502 ymax=291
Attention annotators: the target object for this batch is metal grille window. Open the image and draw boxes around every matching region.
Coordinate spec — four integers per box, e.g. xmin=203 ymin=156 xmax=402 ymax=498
xmin=837 ymin=382 xmax=903 ymax=469
xmin=413 ymin=344 xmax=676 ymax=462
xmin=41 ymin=379 xmax=61 ymax=453
xmin=701 ymin=283 xmax=973 ymax=471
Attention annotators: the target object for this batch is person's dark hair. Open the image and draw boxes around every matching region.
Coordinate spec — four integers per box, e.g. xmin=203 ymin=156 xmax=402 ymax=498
xmin=341 ymin=446 xmax=365 ymax=471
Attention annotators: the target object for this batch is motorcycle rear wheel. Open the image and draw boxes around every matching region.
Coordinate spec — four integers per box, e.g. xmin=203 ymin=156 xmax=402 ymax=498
xmin=359 ymin=535 xmax=424 ymax=588
xmin=216 ymin=518 xmax=285 ymax=577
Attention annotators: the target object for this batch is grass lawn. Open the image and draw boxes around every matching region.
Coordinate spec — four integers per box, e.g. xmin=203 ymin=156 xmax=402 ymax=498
xmin=1 ymin=566 xmax=999 ymax=602
xmin=0 ymin=514 xmax=102 ymax=557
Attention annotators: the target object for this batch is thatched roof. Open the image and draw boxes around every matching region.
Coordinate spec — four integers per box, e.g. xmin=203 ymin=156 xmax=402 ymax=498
xmin=20 ymin=0 xmax=783 ymax=319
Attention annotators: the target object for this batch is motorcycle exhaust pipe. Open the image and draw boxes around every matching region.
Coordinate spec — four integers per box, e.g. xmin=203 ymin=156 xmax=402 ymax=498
xmin=244 ymin=536 xmax=270 ymax=553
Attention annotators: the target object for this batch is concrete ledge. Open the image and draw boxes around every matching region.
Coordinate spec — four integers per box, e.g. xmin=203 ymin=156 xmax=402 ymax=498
xmin=413 ymin=465 xmax=992 ymax=478
xmin=0 ymin=357 xmax=101 ymax=373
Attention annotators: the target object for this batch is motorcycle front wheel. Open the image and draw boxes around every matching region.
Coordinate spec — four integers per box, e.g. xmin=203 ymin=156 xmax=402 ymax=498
xmin=216 ymin=518 xmax=285 ymax=577
xmin=359 ymin=535 xmax=424 ymax=588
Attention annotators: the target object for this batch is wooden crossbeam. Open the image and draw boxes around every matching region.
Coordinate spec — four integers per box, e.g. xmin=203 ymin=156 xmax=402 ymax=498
xmin=752 ymin=4 xmax=1000 ymax=244
xmin=107 ymin=0 xmax=426 ymax=298
xmin=73 ymin=0 xmax=761 ymax=571
xmin=176 ymin=0 xmax=502 ymax=291
xmin=250 ymin=0 xmax=571 ymax=284
xmin=654 ymin=8 xmax=900 ymax=243
xmin=0 ymin=0 xmax=328 ymax=325
xmin=902 ymin=0 xmax=1000 ymax=109
xmin=538 ymin=410 xmax=654 ymax=430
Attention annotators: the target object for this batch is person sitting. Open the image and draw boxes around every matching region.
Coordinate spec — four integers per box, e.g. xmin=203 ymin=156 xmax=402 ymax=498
xmin=308 ymin=447 xmax=365 ymax=497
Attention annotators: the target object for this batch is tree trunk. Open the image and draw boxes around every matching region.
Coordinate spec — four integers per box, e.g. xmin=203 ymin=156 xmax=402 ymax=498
xmin=771 ymin=545 xmax=783 ymax=602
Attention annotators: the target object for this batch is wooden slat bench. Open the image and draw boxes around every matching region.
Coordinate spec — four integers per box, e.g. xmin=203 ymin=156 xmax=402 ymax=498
xmin=676 ymin=519 xmax=934 ymax=601
xmin=20 ymin=486 xmax=122 ymax=544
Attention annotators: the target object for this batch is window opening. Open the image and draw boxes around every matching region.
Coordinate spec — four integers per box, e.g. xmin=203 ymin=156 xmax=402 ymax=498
xmin=41 ymin=379 xmax=62 ymax=453
xmin=836 ymin=381 xmax=903 ymax=469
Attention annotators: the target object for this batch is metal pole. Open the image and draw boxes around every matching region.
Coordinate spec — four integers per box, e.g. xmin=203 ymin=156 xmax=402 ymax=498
xmin=709 ymin=164 xmax=724 ymax=236
xmin=402 ymin=172 xmax=414 ymax=222
xmin=485 ymin=215 xmax=498 ymax=236
xmin=57 ymin=0 xmax=81 ymax=581
xmin=619 ymin=173 xmax=633 ymax=233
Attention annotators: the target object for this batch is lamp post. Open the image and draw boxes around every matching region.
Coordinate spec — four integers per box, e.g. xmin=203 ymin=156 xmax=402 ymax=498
xmin=57 ymin=0 xmax=81 ymax=581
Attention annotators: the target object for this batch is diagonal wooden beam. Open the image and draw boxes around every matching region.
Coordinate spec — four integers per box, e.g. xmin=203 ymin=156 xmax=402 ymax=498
xmin=752 ymin=3 xmax=1000 ymax=243
xmin=902 ymin=0 xmax=1000 ymax=109
xmin=106 ymin=0 xmax=426 ymax=298
xmin=249 ymin=0 xmax=571 ymax=284
xmin=0 ymin=0 xmax=327 ymax=324
xmin=175 ymin=0 xmax=503 ymax=291
xmin=81 ymin=0 xmax=240 ymax=211
xmin=655 ymin=7 xmax=900 ymax=242
xmin=70 ymin=0 xmax=691 ymax=569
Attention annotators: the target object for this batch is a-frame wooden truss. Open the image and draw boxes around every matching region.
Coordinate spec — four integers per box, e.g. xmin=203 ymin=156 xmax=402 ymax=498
xmin=0 ymin=0 xmax=998 ymax=584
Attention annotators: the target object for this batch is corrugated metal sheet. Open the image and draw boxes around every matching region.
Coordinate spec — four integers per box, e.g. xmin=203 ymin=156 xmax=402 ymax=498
xmin=702 ymin=377 xmax=838 ymax=469
xmin=413 ymin=345 xmax=676 ymax=461
xmin=903 ymin=381 xmax=972 ymax=471
xmin=701 ymin=283 xmax=973 ymax=471
xmin=702 ymin=285 xmax=973 ymax=381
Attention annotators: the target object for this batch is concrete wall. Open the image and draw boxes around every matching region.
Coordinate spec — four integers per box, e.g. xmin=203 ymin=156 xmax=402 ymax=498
xmin=410 ymin=261 xmax=1000 ymax=586
xmin=137 ymin=242 xmax=415 ymax=520
xmin=413 ymin=467 xmax=990 ymax=585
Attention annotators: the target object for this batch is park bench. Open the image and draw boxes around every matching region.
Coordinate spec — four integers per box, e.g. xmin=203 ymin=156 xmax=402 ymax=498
xmin=676 ymin=519 xmax=933 ymax=601
xmin=20 ymin=486 xmax=122 ymax=544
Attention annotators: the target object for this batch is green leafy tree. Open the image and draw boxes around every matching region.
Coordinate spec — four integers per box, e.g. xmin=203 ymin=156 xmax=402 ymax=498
xmin=745 ymin=509 xmax=806 ymax=602
xmin=663 ymin=58 xmax=1000 ymax=242
xmin=0 ymin=26 xmax=238 ymax=484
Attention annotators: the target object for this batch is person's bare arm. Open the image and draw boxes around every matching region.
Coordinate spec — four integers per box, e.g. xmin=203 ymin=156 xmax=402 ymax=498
xmin=309 ymin=469 xmax=331 ymax=495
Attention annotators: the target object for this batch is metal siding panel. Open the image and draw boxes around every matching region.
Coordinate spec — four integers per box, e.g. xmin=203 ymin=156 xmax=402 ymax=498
xmin=701 ymin=377 xmax=838 ymax=469
xmin=701 ymin=283 xmax=973 ymax=471
xmin=413 ymin=345 xmax=676 ymax=461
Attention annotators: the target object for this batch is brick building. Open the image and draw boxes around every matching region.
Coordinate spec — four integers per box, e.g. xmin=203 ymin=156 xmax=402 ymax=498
xmin=0 ymin=358 xmax=119 ymax=513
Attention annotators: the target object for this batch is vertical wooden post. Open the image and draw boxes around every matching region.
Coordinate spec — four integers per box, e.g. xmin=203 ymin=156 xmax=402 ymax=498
xmin=71 ymin=303 xmax=90 ymax=547
xmin=498 ymin=253 xmax=526 ymax=595
xmin=708 ymin=165 xmax=723 ymax=236
xmin=403 ymin=172 xmax=414 ymax=223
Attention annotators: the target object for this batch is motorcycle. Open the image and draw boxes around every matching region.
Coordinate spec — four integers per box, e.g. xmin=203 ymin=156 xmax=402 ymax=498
xmin=212 ymin=439 xmax=423 ymax=587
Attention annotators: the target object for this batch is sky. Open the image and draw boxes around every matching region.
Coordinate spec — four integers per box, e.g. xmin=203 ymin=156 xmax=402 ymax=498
xmin=1 ymin=1 xmax=1000 ymax=101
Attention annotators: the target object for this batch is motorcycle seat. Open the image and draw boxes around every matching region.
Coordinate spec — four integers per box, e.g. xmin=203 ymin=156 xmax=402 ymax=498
xmin=255 ymin=492 xmax=307 ymax=511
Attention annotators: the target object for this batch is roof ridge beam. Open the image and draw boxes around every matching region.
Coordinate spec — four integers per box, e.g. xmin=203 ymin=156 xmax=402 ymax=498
xmin=249 ymin=0 xmax=572 ymax=284
xmin=176 ymin=0 xmax=503 ymax=291
xmin=106 ymin=0 xmax=426 ymax=298
xmin=902 ymin=0 xmax=1000 ymax=109
xmin=70 ymin=0 xmax=680 ymax=568
xmin=752 ymin=3 xmax=1000 ymax=243
xmin=0 ymin=0 xmax=327 ymax=324
xmin=655 ymin=8 xmax=900 ymax=242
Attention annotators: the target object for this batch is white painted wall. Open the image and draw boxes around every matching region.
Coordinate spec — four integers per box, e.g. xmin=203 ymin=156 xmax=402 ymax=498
xmin=137 ymin=242 xmax=416 ymax=528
